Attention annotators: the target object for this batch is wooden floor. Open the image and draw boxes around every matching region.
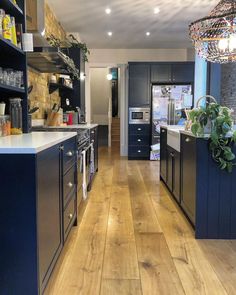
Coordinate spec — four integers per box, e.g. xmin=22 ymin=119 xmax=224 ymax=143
xmin=45 ymin=147 xmax=236 ymax=295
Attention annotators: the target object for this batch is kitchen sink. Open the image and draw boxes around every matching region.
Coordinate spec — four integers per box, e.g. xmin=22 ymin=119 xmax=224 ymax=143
xmin=167 ymin=127 xmax=184 ymax=152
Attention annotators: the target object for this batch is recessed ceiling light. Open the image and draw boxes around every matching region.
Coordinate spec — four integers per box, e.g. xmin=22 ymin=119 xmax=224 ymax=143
xmin=108 ymin=31 xmax=113 ymax=37
xmin=105 ymin=8 xmax=111 ymax=14
xmin=146 ymin=32 xmax=150 ymax=36
xmin=154 ymin=7 xmax=160 ymax=14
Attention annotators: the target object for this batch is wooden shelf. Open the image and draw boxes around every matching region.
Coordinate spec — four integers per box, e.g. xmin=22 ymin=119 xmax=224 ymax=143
xmin=0 ymin=35 xmax=24 ymax=56
xmin=0 ymin=83 xmax=25 ymax=94
xmin=0 ymin=0 xmax=24 ymax=19
xmin=49 ymin=82 xmax=73 ymax=94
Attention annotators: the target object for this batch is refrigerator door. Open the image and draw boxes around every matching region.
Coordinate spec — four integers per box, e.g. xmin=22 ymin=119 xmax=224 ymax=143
xmin=152 ymin=85 xmax=169 ymax=144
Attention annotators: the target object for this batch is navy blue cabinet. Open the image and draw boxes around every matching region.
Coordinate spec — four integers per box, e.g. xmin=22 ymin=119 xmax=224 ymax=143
xmin=90 ymin=126 xmax=98 ymax=172
xmin=151 ymin=64 xmax=172 ymax=83
xmin=129 ymin=63 xmax=150 ymax=107
xmin=0 ymin=136 xmax=77 ymax=294
xmin=128 ymin=124 xmax=150 ymax=160
xmin=181 ymin=134 xmax=196 ymax=225
xmin=160 ymin=127 xmax=167 ymax=182
xmin=37 ymin=145 xmax=63 ymax=292
xmin=151 ymin=62 xmax=195 ymax=84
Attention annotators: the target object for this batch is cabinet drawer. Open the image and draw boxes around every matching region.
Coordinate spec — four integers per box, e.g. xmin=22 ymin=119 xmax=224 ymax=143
xmin=63 ymin=138 xmax=77 ymax=173
xmin=129 ymin=146 xmax=150 ymax=157
xmin=129 ymin=134 xmax=150 ymax=146
xmin=129 ymin=124 xmax=150 ymax=135
xmin=63 ymin=195 xmax=76 ymax=240
xmin=63 ymin=165 xmax=77 ymax=207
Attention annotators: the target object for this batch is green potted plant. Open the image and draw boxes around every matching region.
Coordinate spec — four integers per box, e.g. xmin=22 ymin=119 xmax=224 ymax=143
xmin=189 ymin=95 xmax=236 ymax=172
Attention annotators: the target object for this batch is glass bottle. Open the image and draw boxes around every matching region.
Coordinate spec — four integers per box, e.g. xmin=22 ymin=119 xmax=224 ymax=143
xmin=10 ymin=98 xmax=22 ymax=135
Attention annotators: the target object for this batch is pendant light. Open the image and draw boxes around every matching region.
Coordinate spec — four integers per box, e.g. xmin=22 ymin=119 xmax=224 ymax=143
xmin=189 ymin=0 xmax=236 ymax=63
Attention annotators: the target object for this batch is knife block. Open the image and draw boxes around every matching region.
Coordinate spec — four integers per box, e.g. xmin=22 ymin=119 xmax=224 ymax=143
xmin=46 ymin=111 xmax=60 ymax=126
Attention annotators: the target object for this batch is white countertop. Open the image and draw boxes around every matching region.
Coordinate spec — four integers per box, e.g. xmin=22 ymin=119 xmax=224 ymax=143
xmin=0 ymin=132 xmax=77 ymax=154
xmin=33 ymin=124 xmax=98 ymax=130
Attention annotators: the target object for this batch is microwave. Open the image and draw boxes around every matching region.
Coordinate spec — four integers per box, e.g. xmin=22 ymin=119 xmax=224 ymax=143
xmin=129 ymin=107 xmax=150 ymax=124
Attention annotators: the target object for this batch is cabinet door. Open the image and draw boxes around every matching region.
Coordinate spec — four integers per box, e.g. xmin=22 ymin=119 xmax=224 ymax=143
xmin=166 ymin=147 xmax=173 ymax=191
xmin=173 ymin=151 xmax=180 ymax=202
xmin=129 ymin=64 xmax=150 ymax=107
xmin=151 ymin=64 xmax=172 ymax=83
xmin=37 ymin=144 xmax=62 ymax=289
xmin=172 ymin=63 xmax=194 ymax=83
xmin=181 ymin=135 xmax=196 ymax=224
xmin=91 ymin=127 xmax=98 ymax=172
xmin=160 ymin=128 xmax=167 ymax=182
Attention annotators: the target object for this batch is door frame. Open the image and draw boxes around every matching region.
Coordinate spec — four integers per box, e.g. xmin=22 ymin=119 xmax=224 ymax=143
xmin=85 ymin=63 xmax=128 ymax=156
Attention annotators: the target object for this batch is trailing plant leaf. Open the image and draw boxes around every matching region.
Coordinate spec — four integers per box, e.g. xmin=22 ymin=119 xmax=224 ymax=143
xmin=189 ymin=102 xmax=236 ymax=173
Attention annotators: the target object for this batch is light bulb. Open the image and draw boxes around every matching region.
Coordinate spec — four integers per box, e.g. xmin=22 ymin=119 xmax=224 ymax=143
xmin=107 ymin=74 xmax=113 ymax=81
xmin=107 ymin=32 xmax=113 ymax=37
xmin=146 ymin=32 xmax=150 ymax=36
xmin=154 ymin=7 xmax=160 ymax=14
xmin=105 ymin=8 xmax=111 ymax=14
xmin=80 ymin=72 xmax=85 ymax=81
xmin=218 ymin=39 xmax=228 ymax=51
xmin=229 ymin=35 xmax=236 ymax=51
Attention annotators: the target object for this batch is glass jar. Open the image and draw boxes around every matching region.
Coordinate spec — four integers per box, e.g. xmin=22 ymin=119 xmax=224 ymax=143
xmin=10 ymin=98 xmax=22 ymax=135
xmin=0 ymin=115 xmax=11 ymax=137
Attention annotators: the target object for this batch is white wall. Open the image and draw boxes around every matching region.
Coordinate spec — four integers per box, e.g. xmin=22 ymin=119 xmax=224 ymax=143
xmin=89 ymin=48 xmax=191 ymax=64
xmin=90 ymin=68 xmax=111 ymax=125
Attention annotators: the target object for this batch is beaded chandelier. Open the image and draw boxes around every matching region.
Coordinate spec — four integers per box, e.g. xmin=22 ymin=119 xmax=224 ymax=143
xmin=189 ymin=0 xmax=236 ymax=63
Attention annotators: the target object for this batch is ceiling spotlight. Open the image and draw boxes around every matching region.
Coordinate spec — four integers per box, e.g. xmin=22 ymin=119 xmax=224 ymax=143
xmin=154 ymin=7 xmax=160 ymax=14
xmin=105 ymin=8 xmax=111 ymax=14
xmin=146 ymin=32 xmax=150 ymax=36
xmin=108 ymin=31 xmax=113 ymax=37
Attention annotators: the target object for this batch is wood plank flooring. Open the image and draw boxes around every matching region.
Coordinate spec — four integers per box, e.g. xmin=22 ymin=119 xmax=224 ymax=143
xmin=45 ymin=147 xmax=236 ymax=295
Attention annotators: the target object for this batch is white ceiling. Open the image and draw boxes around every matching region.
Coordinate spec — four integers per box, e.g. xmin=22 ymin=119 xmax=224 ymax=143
xmin=47 ymin=0 xmax=219 ymax=49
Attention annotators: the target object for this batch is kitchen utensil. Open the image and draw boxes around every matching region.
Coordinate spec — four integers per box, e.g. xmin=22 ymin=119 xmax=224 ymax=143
xmin=28 ymin=107 xmax=39 ymax=114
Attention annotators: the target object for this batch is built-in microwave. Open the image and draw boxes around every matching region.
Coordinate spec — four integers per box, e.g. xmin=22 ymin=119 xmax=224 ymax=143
xmin=129 ymin=107 xmax=150 ymax=124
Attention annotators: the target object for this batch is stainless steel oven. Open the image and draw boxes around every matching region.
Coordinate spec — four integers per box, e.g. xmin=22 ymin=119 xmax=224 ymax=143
xmin=129 ymin=107 xmax=150 ymax=124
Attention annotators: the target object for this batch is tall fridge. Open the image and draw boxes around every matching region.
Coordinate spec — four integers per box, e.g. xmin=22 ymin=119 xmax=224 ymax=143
xmin=152 ymin=84 xmax=193 ymax=146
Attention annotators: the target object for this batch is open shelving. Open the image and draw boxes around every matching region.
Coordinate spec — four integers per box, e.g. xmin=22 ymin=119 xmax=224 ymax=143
xmin=49 ymin=82 xmax=73 ymax=94
xmin=0 ymin=0 xmax=28 ymax=132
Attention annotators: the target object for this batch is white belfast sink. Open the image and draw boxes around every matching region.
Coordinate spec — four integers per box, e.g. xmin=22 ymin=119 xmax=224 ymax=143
xmin=167 ymin=127 xmax=184 ymax=152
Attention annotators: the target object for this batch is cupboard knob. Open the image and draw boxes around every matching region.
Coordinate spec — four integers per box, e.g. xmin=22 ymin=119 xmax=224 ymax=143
xmin=91 ymin=131 xmax=95 ymax=134
xmin=138 ymin=139 xmax=141 ymax=142
xmin=66 ymin=151 xmax=73 ymax=157
xmin=162 ymin=130 xmax=166 ymax=133
xmin=91 ymin=140 xmax=95 ymax=143
xmin=60 ymin=146 xmax=64 ymax=151
xmin=68 ymin=182 xmax=73 ymax=188
xmin=138 ymin=150 xmax=141 ymax=153
xmin=68 ymin=213 xmax=73 ymax=220
xmin=185 ymin=138 xmax=190 ymax=143
xmin=138 ymin=128 xmax=142 ymax=131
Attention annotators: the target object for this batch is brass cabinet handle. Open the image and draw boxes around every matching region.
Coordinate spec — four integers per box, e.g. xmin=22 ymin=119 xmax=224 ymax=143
xmin=185 ymin=137 xmax=191 ymax=143
xmin=66 ymin=151 xmax=73 ymax=157
xmin=91 ymin=131 xmax=95 ymax=134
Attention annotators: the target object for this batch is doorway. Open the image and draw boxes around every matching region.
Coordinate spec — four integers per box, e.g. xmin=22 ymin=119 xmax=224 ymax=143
xmin=90 ymin=67 xmax=121 ymax=149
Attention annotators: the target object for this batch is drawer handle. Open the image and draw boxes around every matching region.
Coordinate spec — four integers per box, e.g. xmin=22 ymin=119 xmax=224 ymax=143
xmin=91 ymin=139 xmax=95 ymax=143
xmin=60 ymin=146 xmax=64 ymax=151
xmin=68 ymin=182 xmax=73 ymax=188
xmin=66 ymin=151 xmax=73 ymax=157
xmin=137 ymin=139 xmax=142 ymax=142
xmin=138 ymin=128 xmax=142 ymax=131
xmin=91 ymin=131 xmax=95 ymax=134
xmin=68 ymin=213 xmax=73 ymax=220
xmin=138 ymin=150 xmax=141 ymax=153
xmin=185 ymin=138 xmax=191 ymax=143
xmin=162 ymin=130 xmax=166 ymax=133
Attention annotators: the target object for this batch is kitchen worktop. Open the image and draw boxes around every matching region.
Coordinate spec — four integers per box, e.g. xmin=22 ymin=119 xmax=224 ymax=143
xmin=32 ymin=124 xmax=98 ymax=130
xmin=0 ymin=132 xmax=77 ymax=154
